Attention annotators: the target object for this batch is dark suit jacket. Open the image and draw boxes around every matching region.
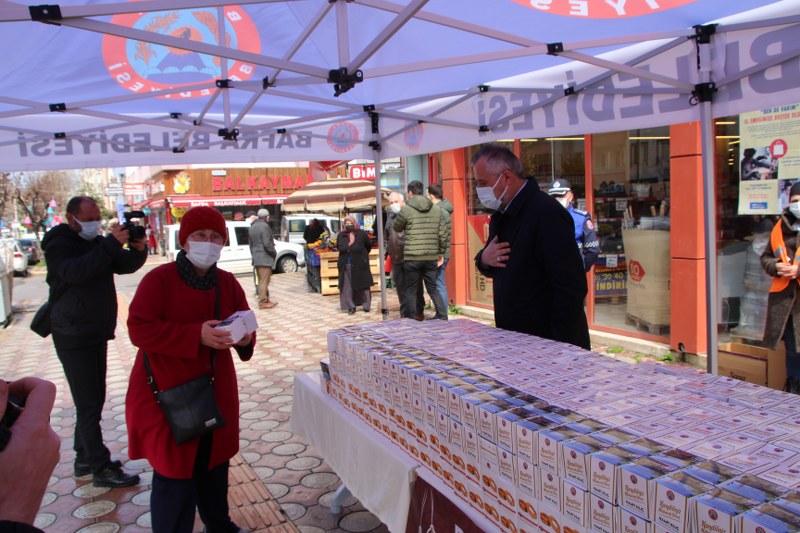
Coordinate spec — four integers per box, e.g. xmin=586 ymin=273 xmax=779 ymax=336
xmin=476 ymin=181 xmax=591 ymax=349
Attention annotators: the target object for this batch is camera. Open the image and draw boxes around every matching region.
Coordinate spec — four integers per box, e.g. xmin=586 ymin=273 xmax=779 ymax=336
xmin=121 ymin=210 xmax=146 ymax=241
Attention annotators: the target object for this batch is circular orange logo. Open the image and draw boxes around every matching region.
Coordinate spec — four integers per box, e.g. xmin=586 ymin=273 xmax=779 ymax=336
xmin=511 ymin=0 xmax=695 ymax=18
xmin=102 ymin=5 xmax=260 ymax=99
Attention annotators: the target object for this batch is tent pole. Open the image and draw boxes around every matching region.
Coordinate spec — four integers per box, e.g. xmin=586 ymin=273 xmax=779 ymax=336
xmin=700 ymin=97 xmax=718 ymax=374
xmin=373 ymin=148 xmax=389 ymax=319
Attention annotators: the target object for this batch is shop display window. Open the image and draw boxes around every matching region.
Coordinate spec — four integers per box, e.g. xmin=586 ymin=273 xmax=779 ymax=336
xmin=591 ymin=127 xmax=671 ymax=338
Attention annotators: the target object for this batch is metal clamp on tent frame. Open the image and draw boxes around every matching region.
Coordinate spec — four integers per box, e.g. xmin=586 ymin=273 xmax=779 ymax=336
xmin=54 ymin=132 xmax=65 ymax=139
xmin=170 ymin=112 xmax=182 ymax=119
xmin=172 ymin=147 xmax=185 ymax=153
xmin=49 ymin=103 xmax=66 ymax=112
xmin=368 ymin=111 xmax=379 ymax=135
xmin=369 ymin=140 xmax=381 ymax=152
xmin=691 ymin=82 xmax=716 ymax=104
xmin=547 ymin=42 xmax=564 ymax=55
xmin=692 ymin=24 xmax=717 ymax=44
xmin=29 ymin=4 xmax=62 ymax=24
xmin=328 ymin=68 xmax=363 ymax=97
xmin=218 ymin=128 xmax=239 ymax=141
xmin=215 ymin=79 xmax=232 ymax=89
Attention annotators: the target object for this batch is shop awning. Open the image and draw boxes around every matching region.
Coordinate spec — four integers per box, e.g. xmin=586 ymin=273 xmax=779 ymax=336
xmin=168 ymin=195 xmax=269 ymax=208
xmin=282 ymin=179 xmax=390 ymax=214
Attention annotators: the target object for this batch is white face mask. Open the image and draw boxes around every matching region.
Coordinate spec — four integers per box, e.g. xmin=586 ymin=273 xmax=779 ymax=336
xmin=556 ymin=197 xmax=570 ymax=208
xmin=389 ymin=203 xmax=402 ymax=214
xmin=476 ymin=173 xmax=507 ymax=211
xmin=185 ymin=241 xmax=223 ymax=269
xmin=75 ymin=219 xmax=101 ymax=241
xmin=790 ymin=202 xmax=800 ymax=219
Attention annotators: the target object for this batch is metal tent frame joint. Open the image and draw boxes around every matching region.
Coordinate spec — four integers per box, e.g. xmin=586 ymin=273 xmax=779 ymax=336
xmin=369 ymin=112 xmax=379 ymax=134
xmin=218 ymin=128 xmax=239 ymax=140
xmin=170 ymin=112 xmax=182 ymax=119
xmin=277 ymin=128 xmax=286 ymax=134
xmin=691 ymin=82 xmax=716 ymax=104
xmin=478 ymin=85 xmax=490 ymax=93
xmin=369 ymin=140 xmax=381 ymax=152
xmin=215 ymin=79 xmax=232 ymax=89
xmin=29 ymin=4 xmax=62 ymax=24
xmin=53 ymin=132 xmax=65 ymax=139
xmin=172 ymin=147 xmax=185 ymax=153
xmin=478 ymin=125 xmax=490 ymax=132
xmin=328 ymin=67 xmax=363 ymax=97
xmin=692 ymin=24 xmax=718 ymax=44
xmin=547 ymin=42 xmax=564 ymax=55
xmin=564 ymin=86 xmax=575 ymax=96
xmin=49 ymin=103 xmax=66 ymax=112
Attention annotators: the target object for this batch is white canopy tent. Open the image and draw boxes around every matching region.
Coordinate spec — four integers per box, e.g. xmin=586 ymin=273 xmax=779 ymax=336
xmin=2 ymin=0 xmax=800 ymax=368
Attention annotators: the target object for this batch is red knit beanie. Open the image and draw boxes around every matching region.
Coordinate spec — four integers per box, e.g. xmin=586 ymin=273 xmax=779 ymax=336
xmin=178 ymin=206 xmax=227 ymax=246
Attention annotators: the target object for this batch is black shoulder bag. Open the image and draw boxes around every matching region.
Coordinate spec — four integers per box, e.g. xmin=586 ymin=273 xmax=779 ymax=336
xmin=30 ymin=284 xmax=65 ymax=338
xmin=143 ymin=284 xmax=226 ymax=445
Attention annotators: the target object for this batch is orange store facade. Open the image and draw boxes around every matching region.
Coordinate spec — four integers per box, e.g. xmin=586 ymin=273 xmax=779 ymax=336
xmin=433 ymin=121 xmax=727 ymax=357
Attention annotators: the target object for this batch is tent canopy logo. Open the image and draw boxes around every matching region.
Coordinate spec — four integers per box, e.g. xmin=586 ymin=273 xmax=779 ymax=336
xmin=102 ymin=5 xmax=260 ymax=99
xmin=512 ymin=0 xmax=694 ymax=18
xmin=327 ymin=123 xmax=359 ymax=153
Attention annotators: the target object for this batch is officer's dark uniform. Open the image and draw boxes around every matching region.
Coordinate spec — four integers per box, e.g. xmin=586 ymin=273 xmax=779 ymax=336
xmin=549 ymin=178 xmax=600 ymax=272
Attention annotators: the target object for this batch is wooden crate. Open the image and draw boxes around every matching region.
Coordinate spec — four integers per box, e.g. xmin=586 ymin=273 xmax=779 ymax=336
xmin=319 ymin=250 xmax=381 ymax=296
xmin=717 ymin=342 xmax=786 ymax=390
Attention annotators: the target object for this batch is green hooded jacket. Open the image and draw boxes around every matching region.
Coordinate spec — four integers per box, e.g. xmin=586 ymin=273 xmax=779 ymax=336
xmin=436 ymin=198 xmax=454 ymax=259
xmin=393 ymin=195 xmax=446 ymax=261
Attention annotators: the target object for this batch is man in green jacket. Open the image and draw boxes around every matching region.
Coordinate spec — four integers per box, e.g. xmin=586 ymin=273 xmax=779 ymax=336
xmin=393 ymin=180 xmax=448 ymax=320
xmin=428 ymin=183 xmax=453 ymax=309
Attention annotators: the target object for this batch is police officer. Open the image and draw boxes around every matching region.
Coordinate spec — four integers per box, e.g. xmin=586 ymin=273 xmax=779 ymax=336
xmin=548 ymin=178 xmax=599 ymax=272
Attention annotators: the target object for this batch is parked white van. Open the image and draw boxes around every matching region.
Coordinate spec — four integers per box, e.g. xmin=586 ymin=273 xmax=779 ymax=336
xmin=166 ymin=221 xmax=305 ymax=275
xmin=280 ymin=214 xmax=341 ymax=245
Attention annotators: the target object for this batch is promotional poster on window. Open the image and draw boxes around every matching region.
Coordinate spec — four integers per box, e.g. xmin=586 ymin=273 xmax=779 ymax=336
xmin=738 ymin=104 xmax=800 ymax=215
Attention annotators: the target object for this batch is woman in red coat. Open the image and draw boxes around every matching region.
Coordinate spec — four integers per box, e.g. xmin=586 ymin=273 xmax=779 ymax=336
xmin=126 ymin=207 xmax=255 ymax=533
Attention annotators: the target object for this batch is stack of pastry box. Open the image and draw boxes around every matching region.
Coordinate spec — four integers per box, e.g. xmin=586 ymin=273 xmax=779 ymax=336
xmin=324 ymin=319 xmax=800 ymax=533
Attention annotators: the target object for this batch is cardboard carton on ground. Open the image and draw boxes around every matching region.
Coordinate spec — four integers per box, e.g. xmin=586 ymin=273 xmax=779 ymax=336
xmin=717 ymin=341 xmax=787 ymax=390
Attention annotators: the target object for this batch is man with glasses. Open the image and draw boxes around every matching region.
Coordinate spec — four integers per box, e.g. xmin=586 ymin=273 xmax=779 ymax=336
xmin=471 ymin=144 xmax=591 ymax=349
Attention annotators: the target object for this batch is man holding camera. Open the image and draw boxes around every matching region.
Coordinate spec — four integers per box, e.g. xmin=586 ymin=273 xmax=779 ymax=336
xmin=41 ymin=196 xmax=147 ymax=488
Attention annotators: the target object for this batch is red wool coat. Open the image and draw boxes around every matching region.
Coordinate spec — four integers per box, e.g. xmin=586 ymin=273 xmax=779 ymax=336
xmin=125 ymin=262 xmax=255 ymax=478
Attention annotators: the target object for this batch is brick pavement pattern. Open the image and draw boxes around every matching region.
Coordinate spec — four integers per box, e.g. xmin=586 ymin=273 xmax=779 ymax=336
xmin=1 ymin=260 xmax=456 ymax=533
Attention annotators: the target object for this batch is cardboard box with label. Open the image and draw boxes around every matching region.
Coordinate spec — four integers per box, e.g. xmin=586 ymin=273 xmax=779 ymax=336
xmin=652 ymin=471 xmax=714 ymax=533
xmin=717 ymin=341 xmax=787 ymax=390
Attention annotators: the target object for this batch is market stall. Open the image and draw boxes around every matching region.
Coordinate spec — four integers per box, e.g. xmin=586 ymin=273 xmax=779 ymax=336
xmin=293 ymin=319 xmax=800 ymax=533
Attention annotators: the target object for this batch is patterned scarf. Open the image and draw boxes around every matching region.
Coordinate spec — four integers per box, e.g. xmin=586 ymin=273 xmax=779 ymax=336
xmin=176 ymin=250 xmax=217 ymax=290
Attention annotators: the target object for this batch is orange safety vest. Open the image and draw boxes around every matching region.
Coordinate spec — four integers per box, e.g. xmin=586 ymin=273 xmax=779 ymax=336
xmin=770 ymin=220 xmax=800 ymax=292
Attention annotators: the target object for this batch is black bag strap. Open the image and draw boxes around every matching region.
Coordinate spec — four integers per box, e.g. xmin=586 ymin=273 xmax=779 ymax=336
xmin=143 ymin=283 xmax=221 ymax=399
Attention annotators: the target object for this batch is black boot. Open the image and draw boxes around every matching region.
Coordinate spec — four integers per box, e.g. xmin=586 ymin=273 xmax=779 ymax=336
xmin=75 ymin=459 xmax=121 ymax=477
xmin=784 ymin=377 xmax=797 ymax=393
xmin=93 ymin=463 xmax=140 ymax=488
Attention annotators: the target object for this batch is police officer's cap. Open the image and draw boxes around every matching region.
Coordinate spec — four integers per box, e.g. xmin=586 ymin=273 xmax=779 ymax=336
xmin=548 ymin=178 xmax=571 ymax=196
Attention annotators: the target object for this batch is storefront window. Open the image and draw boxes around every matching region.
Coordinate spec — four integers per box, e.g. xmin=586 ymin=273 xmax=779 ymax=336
xmin=591 ymin=127 xmax=671 ymax=338
xmin=716 ymin=108 xmax=792 ymax=348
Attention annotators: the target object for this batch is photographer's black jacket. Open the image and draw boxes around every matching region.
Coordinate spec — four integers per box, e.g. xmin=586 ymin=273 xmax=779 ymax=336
xmin=41 ymin=224 xmax=147 ymax=349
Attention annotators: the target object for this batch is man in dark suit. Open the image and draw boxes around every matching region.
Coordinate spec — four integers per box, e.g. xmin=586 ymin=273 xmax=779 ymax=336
xmin=472 ymin=144 xmax=591 ymax=349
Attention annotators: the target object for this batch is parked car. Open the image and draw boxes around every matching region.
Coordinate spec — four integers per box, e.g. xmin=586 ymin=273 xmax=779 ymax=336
xmin=165 ymin=221 xmax=305 ymax=275
xmin=280 ymin=214 xmax=341 ymax=244
xmin=11 ymin=240 xmax=29 ymax=277
xmin=16 ymin=238 xmax=41 ymax=264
